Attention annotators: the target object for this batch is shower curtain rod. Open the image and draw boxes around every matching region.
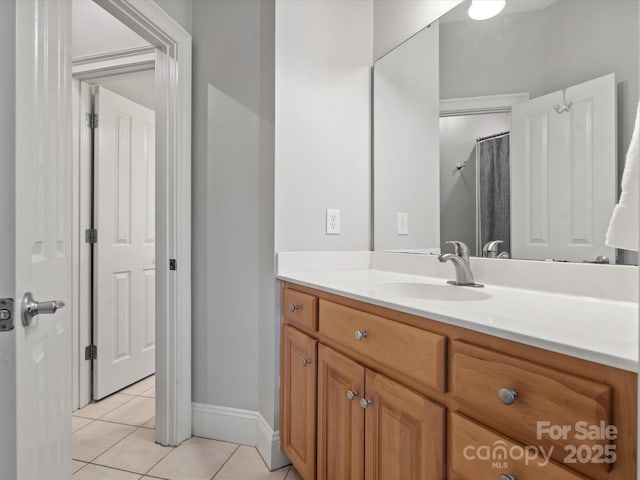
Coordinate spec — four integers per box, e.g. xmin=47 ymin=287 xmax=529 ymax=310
xmin=477 ymin=131 xmax=510 ymax=142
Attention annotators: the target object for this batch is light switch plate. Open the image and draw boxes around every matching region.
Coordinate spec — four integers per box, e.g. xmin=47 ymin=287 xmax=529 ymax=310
xmin=326 ymin=209 xmax=340 ymax=235
xmin=397 ymin=212 xmax=409 ymax=235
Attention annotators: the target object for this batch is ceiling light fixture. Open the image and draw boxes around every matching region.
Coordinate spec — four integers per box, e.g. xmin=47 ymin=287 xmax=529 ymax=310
xmin=468 ymin=0 xmax=506 ymax=20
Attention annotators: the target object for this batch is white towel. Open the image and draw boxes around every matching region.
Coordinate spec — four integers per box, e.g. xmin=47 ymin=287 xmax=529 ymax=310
xmin=606 ymin=103 xmax=640 ymax=251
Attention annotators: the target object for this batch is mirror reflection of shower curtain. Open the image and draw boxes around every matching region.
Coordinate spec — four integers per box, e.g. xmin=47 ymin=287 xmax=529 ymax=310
xmin=476 ymin=134 xmax=511 ymax=254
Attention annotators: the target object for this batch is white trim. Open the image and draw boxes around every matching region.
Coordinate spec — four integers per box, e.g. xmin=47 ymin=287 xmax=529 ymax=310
xmin=72 ymin=45 xmax=155 ymax=78
xmin=440 ymin=92 xmax=530 ymax=116
xmin=93 ymin=0 xmax=192 ymax=446
xmin=192 ymin=403 xmax=290 ymax=471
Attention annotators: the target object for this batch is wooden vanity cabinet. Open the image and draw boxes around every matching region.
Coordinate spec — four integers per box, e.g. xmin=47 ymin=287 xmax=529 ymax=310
xmin=281 ymin=325 xmax=317 ymax=480
xmin=279 ymin=284 xmax=637 ymax=480
xmin=317 ymin=344 xmax=365 ymax=480
xmin=316 ymin=344 xmax=445 ymax=480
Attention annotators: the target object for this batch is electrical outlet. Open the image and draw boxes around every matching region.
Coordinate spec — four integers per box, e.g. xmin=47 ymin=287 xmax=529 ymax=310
xmin=397 ymin=212 xmax=409 ymax=235
xmin=326 ymin=209 xmax=340 ymax=235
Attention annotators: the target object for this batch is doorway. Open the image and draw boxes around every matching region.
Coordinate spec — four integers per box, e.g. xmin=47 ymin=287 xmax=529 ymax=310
xmin=67 ymin=0 xmax=192 ymax=448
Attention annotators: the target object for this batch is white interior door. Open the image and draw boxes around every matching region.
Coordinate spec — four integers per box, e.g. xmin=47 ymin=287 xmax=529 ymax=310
xmin=94 ymin=87 xmax=156 ymax=399
xmin=15 ymin=1 xmax=72 ymax=479
xmin=511 ymin=74 xmax=616 ymax=262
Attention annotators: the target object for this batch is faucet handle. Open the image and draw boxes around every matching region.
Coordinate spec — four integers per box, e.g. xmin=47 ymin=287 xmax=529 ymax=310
xmin=446 ymin=241 xmax=470 ymax=258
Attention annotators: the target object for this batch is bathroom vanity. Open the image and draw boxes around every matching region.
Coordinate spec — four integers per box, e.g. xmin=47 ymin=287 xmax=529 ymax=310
xmin=277 ymin=254 xmax=638 ymax=480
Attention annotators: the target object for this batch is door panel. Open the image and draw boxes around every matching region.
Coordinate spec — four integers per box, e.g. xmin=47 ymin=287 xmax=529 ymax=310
xmin=364 ymin=371 xmax=445 ymax=480
xmin=317 ymin=345 xmax=365 ymax=480
xmin=94 ymin=87 xmax=156 ymax=399
xmin=281 ymin=325 xmax=317 ymax=480
xmin=15 ymin=1 xmax=72 ymax=478
xmin=511 ymin=74 xmax=616 ymax=262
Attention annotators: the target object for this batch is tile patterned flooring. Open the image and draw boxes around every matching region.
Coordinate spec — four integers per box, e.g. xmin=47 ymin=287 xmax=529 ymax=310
xmin=73 ymin=375 xmax=301 ymax=480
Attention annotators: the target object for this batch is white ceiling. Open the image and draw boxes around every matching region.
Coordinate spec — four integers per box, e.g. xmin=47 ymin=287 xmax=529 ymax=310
xmin=72 ymin=0 xmax=150 ymax=59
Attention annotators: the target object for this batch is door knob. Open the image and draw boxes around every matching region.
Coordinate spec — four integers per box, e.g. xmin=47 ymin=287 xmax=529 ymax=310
xmin=360 ymin=398 xmax=373 ymax=409
xmin=289 ymin=304 xmax=299 ymax=312
xmin=21 ymin=292 xmax=65 ymax=327
xmin=498 ymin=475 xmax=517 ymax=480
xmin=347 ymin=390 xmax=359 ymax=401
xmin=301 ymin=358 xmax=311 ymax=367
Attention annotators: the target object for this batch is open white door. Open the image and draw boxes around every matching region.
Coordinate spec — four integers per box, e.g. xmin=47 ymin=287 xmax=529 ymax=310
xmin=511 ymin=74 xmax=616 ymax=262
xmin=93 ymin=86 xmax=156 ymax=399
xmin=15 ymin=1 xmax=72 ymax=479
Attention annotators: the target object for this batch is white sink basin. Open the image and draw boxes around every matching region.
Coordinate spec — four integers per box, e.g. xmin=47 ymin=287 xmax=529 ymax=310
xmin=369 ymin=282 xmax=491 ymax=301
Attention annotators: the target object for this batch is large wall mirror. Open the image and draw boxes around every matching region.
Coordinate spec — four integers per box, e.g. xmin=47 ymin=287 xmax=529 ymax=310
xmin=373 ymin=0 xmax=638 ymax=264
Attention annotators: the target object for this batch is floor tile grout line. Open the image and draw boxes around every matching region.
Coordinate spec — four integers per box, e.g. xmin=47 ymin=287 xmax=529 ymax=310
xmin=77 ymin=424 xmax=139 ymax=464
xmin=209 ymin=443 xmax=242 ymax=480
xmin=73 ymin=393 xmax=138 ymax=421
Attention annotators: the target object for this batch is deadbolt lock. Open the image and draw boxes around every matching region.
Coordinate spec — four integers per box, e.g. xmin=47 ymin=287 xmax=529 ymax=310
xmin=0 ymin=298 xmax=14 ymax=332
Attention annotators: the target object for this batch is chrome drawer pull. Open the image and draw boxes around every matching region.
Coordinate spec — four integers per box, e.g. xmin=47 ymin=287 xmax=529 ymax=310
xmin=301 ymin=358 xmax=311 ymax=367
xmin=498 ymin=475 xmax=517 ymax=480
xmin=355 ymin=330 xmax=368 ymax=341
xmin=498 ymin=387 xmax=518 ymax=405
xmin=289 ymin=304 xmax=299 ymax=312
xmin=360 ymin=398 xmax=372 ymax=409
xmin=347 ymin=390 xmax=359 ymax=401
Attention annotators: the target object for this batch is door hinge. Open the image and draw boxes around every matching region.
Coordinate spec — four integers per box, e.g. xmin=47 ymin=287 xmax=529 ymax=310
xmin=85 ymin=345 xmax=97 ymax=360
xmin=85 ymin=228 xmax=98 ymax=244
xmin=0 ymin=298 xmax=14 ymax=332
xmin=169 ymin=258 xmax=177 ymax=271
xmin=86 ymin=113 xmax=99 ymax=129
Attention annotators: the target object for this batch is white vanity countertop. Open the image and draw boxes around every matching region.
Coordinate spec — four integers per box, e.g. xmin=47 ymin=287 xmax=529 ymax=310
xmin=277 ymin=252 xmax=639 ymax=372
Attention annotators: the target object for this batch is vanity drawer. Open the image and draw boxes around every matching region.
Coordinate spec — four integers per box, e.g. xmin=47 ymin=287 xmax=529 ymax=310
xmin=319 ymin=300 xmax=446 ymax=392
xmin=450 ymin=413 xmax=589 ymax=480
xmin=450 ymin=341 xmax=613 ymax=474
xmin=283 ymin=289 xmax=318 ymax=331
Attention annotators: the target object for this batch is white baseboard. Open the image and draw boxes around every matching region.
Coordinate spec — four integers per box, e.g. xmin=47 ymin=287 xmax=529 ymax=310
xmin=192 ymin=403 xmax=290 ymax=471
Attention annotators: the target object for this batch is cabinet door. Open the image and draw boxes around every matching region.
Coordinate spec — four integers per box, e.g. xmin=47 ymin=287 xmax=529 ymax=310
xmin=364 ymin=370 xmax=445 ymax=480
xmin=317 ymin=345 xmax=365 ymax=480
xmin=281 ymin=325 xmax=317 ymax=480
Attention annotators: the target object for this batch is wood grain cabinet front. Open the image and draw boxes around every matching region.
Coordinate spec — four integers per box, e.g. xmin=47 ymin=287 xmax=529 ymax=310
xmin=284 ymin=288 xmax=318 ymax=332
xmin=319 ymin=300 xmax=446 ymax=393
xmin=450 ymin=413 xmax=590 ymax=480
xmin=316 ymin=345 xmax=445 ymax=480
xmin=450 ymin=340 xmax=613 ymax=476
xmin=281 ymin=325 xmax=318 ymax=480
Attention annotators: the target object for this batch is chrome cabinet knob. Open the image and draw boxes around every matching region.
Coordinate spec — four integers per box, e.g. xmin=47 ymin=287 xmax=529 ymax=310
xmin=498 ymin=387 xmax=518 ymax=405
xmin=498 ymin=475 xmax=517 ymax=480
xmin=21 ymin=292 xmax=65 ymax=327
xmin=301 ymin=358 xmax=311 ymax=367
xmin=289 ymin=304 xmax=299 ymax=312
xmin=360 ymin=398 xmax=372 ymax=409
xmin=347 ymin=390 xmax=359 ymax=401
xmin=355 ymin=330 xmax=368 ymax=341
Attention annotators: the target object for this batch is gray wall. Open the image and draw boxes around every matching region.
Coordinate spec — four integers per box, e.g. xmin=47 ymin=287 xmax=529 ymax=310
xmin=0 ymin=2 xmax=16 ymax=478
xmin=191 ymin=0 xmax=275 ymax=423
xmin=374 ymin=24 xmax=440 ymax=251
xmin=275 ymin=0 xmax=373 ymax=253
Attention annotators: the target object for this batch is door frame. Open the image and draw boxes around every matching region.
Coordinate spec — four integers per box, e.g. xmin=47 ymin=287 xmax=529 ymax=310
xmin=67 ymin=0 xmax=192 ymax=446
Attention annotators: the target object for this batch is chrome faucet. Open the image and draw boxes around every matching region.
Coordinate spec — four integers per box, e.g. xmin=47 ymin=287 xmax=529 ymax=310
xmin=438 ymin=241 xmax=484 ymax=287
xmin=482 ymin=240 xmax=503 ymax=258
xmin=483 ymin=240 xmax=510 ymax=259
